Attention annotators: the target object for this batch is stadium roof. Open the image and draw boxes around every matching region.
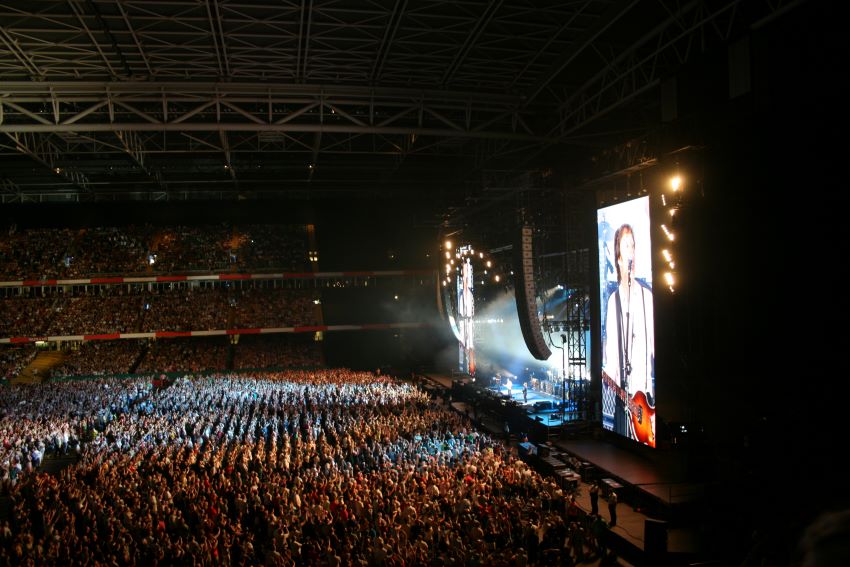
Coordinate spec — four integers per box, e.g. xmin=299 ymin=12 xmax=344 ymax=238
xmin=0 ymin=0 xmax=803 ymax=218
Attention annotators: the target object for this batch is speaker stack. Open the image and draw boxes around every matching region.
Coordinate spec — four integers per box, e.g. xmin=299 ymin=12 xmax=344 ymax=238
xmin=514 ymin=226 xmax=552 ymax=361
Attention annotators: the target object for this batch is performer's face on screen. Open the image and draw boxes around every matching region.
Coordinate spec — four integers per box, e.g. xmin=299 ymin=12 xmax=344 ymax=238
xmin=617 ymin=228 xmax=635 ymax=281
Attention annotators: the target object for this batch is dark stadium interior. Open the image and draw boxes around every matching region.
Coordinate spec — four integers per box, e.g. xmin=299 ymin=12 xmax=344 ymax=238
xmin=0 ymin=1 xmax=844 ymax=565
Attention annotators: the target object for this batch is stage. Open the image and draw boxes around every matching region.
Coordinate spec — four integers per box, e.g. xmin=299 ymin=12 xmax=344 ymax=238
xmin=552 ymin=438 xmax=705 ymax=509
xmin=488 ymin=379 xmax=580 ymax=428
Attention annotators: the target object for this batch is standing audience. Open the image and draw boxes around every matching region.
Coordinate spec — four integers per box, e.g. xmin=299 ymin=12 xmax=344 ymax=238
xmin=0 ymin=370 xmax=597 ymax=566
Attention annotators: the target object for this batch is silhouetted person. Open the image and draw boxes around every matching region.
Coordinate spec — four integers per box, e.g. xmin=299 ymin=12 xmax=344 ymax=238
xmin=607 ymin=490 xmax=618 ymax=527
xmin=589 ymin=481 xmax=599 ymax=516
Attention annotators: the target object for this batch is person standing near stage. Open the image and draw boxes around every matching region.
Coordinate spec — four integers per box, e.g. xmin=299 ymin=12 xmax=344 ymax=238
xmin=589 ymin=481 xmax=600 ymax=516
xmin=607 ymin=490 xmax=618 ymax=527
xmin=567 ymin=494 xmax=580 ymax=524
xmin=522 ymin=382 xmax=528 ymax=404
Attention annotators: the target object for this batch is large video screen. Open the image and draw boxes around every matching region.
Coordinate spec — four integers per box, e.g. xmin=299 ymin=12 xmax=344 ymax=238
xmin=457 ymin=248 xmax=475 ymax=375
xmin=597 ymin=196 xmax=656 ymax=447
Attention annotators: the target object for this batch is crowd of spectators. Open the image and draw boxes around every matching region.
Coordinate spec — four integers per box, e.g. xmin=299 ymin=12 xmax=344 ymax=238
xmin=0 ymin=376 xmax=151 ymax=489
xmin=65 ymin=227 xmax=150 ymax=276
xmin=0 ymin=223 xmax=310 ymax=279
xmin=0 ymin=228 xmax=75 ymax=280
xmin=48 ymin=342 xmax=143 ymax=379
xmin=48 ymin=294 xmax=145 ymax=336
xmin=231 ymin=289 xmax=317 ymax=329
xmin=135 ymin=338 xmax=230 ymax=374
xmin=0 ymin=333 xmax=325 ymax=382
xmin=225 ymin=225 xmax=312 ymax=272
xmin=0 ymin=296 xmax=57 ymax=338
xmin=0 ymin=346 xmax=36 ymax=382
xmin=139 ymin=288 xmax=231 ymax=333
xmin=145 ymin=225 xmax=233 ymax=274
xmin=0 ymin=370 xmax=599 ymax=566
xmin=0 ymin=222 xmax=330 ymax=382
xmin=0 ymin=286 xmax=321 ymax=340
xmin=231 ymin=335 xmax=324 ymax=370
xmin=27 ymin=334 xmax=324 ymax=380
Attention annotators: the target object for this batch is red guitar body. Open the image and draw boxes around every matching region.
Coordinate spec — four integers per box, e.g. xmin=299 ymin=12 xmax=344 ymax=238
xmin=602 ymin=372 xmax=656 ymax=447
xmin=627 ymin=390 xmax=655 ymax=447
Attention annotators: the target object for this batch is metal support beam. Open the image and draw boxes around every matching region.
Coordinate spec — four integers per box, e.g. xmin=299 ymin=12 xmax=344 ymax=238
xmin=4 ymin=132 xmax=91 ymax=193
xmin=0 ymin=178 xmax=23 ymax=203
xmin=0 ymin=83 xmax=537 ymax=140
xmin=440 ymin=0 xmax=503 ymax=86
xmin=114 ymin=130 xmax=167 ymax=191
xmin=220 ymin=130 xmax=237 ymax=183
xmin=550 ymin=0 xmax=749 ymax=139
xmin=0 ymin=26 xmax=43 ymax=78
xmin=370 ymin=0 xmax=407 ymax=83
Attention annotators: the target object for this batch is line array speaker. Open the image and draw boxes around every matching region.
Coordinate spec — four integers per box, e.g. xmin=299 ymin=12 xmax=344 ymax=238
xmin=514 ymin=226 xmax=552 ymax=361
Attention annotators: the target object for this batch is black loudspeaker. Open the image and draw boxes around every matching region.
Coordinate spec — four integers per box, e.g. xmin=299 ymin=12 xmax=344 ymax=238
xmin=644 ymin=519 xmax=668 ymax=556
xmin=514 ymin=226 xmax=552 ymax=361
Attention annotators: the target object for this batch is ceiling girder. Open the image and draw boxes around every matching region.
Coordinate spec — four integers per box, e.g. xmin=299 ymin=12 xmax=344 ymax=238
xmin=551 ymin=0 xmax=797 ymax=139
xmin=3 ymin=131 xmax=92 ymax=192
xmin=0 ymin=81 xmax=543 ymax=142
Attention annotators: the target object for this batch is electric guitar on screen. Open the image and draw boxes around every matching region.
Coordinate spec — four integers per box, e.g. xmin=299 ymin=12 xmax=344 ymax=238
xmin=602 ymin=371 xmax=656 ymax=447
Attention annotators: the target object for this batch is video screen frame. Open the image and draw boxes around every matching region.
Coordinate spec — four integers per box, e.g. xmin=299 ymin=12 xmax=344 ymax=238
xmin=457 ymin=247 xmax=475 ymax=375
xmin=597 ymin=196 xmax=656 ymax=447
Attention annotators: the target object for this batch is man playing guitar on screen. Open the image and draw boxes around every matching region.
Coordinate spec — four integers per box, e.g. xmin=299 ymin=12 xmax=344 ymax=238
xmin=603 ymin=223 xmax=656 ymax=447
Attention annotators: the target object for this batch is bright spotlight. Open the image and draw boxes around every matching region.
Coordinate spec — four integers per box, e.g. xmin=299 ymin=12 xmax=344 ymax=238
xmin=670 ymin=176 xmax=682 ymax=191
xmin=445 ymin=240 xmax=452 ymax=250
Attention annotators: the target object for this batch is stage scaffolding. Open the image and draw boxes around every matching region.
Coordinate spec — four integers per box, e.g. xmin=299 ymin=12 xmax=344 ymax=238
xmin=547 ymin=289 xmax=590 ymax=433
